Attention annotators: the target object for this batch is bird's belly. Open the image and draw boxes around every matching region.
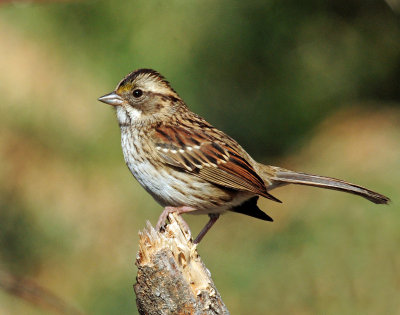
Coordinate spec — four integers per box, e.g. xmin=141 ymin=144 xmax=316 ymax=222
xmin=126 ymin=159 xmax=250 ymax=214
xmin=121 ymin=129 xmax=253 ymax=214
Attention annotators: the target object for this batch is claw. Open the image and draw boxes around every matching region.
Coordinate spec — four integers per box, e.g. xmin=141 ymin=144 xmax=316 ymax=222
xmin=156 ymin=206 xmax=197 ymax=231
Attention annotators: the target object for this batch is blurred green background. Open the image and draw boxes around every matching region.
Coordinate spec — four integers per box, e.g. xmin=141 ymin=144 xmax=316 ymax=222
xmin=0 ymin=0 xmax=399 ymax=314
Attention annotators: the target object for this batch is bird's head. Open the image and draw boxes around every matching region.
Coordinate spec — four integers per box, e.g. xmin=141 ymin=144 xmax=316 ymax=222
xmin=98 ymin=69 xmax=184 ymax=126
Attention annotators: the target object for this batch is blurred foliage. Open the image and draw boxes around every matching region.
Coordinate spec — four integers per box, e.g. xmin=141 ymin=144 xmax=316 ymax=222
xmin=0 ymin=0 xmax=399 ymax=314
xmin=2 ymin=0 xmax=399 ymax=158
xmin=0 ymin=194 xmax=46 ymax=275
xmin=0 ymin=192 xmax=73 ymax=276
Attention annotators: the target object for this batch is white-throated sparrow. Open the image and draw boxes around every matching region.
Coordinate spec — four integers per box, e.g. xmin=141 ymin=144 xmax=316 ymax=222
xmin=98 ymin=69 xmax=389 ymax=243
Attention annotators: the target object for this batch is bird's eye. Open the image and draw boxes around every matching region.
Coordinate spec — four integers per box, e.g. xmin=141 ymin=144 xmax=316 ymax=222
xmin=133 ymin=89 xmax=143 ymax=98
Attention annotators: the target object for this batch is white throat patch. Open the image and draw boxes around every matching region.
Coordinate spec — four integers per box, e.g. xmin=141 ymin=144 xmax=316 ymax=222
xmin=116 ymin=106 xmax=142 ymax=124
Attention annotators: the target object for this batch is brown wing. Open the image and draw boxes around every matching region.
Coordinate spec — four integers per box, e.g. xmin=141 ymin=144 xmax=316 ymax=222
xmin=152 ymin=124 xmax=281 ymax=203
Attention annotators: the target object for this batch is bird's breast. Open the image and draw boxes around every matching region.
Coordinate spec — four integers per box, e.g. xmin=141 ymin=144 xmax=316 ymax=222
xmin=119 ymin=128 xmax=253 ymax=213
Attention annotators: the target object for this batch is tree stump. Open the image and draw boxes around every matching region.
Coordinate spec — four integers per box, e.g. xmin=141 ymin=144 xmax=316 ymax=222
xmin=134 ymin=213 xmax=229 ymax=315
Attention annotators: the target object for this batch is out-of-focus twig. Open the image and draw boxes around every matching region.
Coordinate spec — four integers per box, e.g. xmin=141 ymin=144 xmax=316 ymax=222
xmin=0 ymin=269 xmax=84 ymax=315
xmin=385 ymin=0 xmax=400 ymax=13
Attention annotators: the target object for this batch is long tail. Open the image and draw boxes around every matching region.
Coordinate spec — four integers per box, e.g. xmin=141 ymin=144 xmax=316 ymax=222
xmin=268 ymin=167 xmax=390 ymax=204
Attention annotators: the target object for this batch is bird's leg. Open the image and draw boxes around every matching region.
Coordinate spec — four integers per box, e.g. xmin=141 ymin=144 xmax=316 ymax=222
xmin=156 ymin=206 xmax=197 ymax=232
xmin=193 ymin=213 xmax=220 ymax=244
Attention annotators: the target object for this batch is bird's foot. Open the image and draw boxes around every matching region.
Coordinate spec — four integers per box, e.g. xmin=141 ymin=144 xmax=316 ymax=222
xmin=156 ymin=206 xmax=196 ymax=233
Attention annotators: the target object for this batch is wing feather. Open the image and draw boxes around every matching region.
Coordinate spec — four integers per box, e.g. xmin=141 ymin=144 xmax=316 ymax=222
xmin=152 ymin=124 xmax=281 ymax=202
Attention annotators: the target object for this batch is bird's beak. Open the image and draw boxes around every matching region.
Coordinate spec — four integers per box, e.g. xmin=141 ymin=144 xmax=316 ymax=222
xmin=98 ymin=92 xmax=124 ymax=106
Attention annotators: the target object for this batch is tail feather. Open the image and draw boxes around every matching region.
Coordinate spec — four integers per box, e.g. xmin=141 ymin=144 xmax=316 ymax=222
xmin=271 ymin=168 xmax=390 ymax=205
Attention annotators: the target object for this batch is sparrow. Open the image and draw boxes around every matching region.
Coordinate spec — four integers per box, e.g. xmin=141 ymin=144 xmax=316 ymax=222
xmin=98 ymin=69 xmax=390 ymax=243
